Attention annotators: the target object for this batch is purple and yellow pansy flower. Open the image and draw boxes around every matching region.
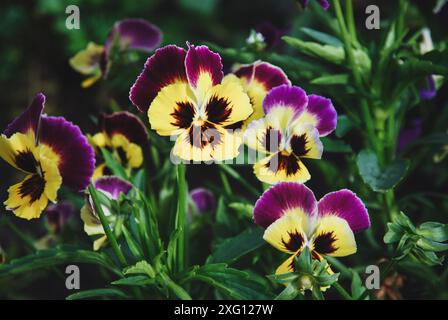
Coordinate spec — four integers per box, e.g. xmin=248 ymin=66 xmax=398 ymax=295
xmin=231 ymin=61 xmax=290 ymax=128
xmin=81 ymin=176 xmax=133 ymax=251
xmin=130 ymin=44 xmax=253 ymax=161
xmin=70 ymin=19 xmax=162 ymax=88
xmin=88 ymin=111 xmax=148 ymax=180
xmin=254 ymin=182 xmax=370 ymax=276
xmin=0 ymin=93 xmax=95 ymax=220
xmin=245 ymin=85 xmax=337 ymax=184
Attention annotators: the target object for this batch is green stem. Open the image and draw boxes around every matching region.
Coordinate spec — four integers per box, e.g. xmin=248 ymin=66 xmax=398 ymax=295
xmin=333 ymin=282 xmax=353 ymax=300
xmin=175 ymin=163 xmax=187 ymax=273
xmin=219 ymin=164 xmax=260 ymax=197
xmin=162 ymin=273 xmax=192 ymax=300
xmin=88 ymin=184 xmax=127 ymax=266
xmin=219 ymin=170 xmax=232 ymax=198
xmin=4 ymin=219 xmax=36 ymax=252
xmin=345 ymin=0 xmax=358 ymax=46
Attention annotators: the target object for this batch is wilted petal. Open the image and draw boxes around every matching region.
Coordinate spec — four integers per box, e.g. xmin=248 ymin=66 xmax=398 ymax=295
xmin=39 ymin=116 xmax=95 ymax=192
xmin=317 ymin=189 xmax=370 ymax=233
xmin=253 ymin=182 xmax=317 ymax=229
xmin=130 ymin=45 xmax=187 ymax=113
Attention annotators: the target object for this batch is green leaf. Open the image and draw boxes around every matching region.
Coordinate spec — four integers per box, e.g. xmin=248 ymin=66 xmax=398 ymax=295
xmin=112 ymin=275 xmax=155 ymax=286
xmin=100 ymin=148 xmax=128 ymax=179
xmin=310 ymin=74 xmax=349 ymax=85
xmin=300 ymin=27 xmax=343 ymax=47
xmin=183 ymin=264 xmax=273 ymax=300
xmin=66 ymin=288 xmax=128 ymax=300
xmin=124 ymin=260 xmax=155 ymax=278
xmin=335 ymin=115 xmax=354 ymax=138
xmin=283 ymin=36 xmax=345 ymax=65
xmin=384 ymin=222 xmax=405 ymax=244
xmin=356 ymin=149 xmax=409 ymax=192
xmin=322 ymin=137 xmax=352 ymax=153
xmin=294 ymin=247 xmax=312 ymax=273
xmin=228 ymin=202 xmax=254 ymax=219
xmin=417 ymin=222 xmax=448 ymax=242
xmin=350 ymin=270 xmax=366 ymax=300
xmin=0 ymin=245 xmax=121 ymax=279
xmin=275 ymin=283 xmax=300 ymax=300
xmin=207 ymin=227 xmax=265 ymax=264
xmin=416 ymin=238 xmax=448 ymax=252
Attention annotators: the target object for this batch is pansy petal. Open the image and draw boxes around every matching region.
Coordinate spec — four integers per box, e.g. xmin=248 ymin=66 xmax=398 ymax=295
xmin=0 ymin=132 xmax=39 ymax=173
xmin=148 ymin=83 xmax=197 ymax=136
xmin=69 ymin=42 xmax=104 ymax=76
xmin=94 ymin=176 xmax=133 ymax=200
xmin=102 ymin=111 xmax=148 ymax=145
xmin=263 ymin=212 xmax=307 ymax=254
xmin=4 ymin=93 xmax=45 ymax=138
xmin=204 ymin=74 xmax=252 ymax=127
xmin=39 ymin=116 xmax=95 ymax=192
xmin=254 ymin=153 xmax=311 ymax=185
xmin=311 ymin=215 xmax=356 ymax=257
xmin=190 ymin=188 xmax=216 ymax=213
xmin=275 ymin=255 xmax=296 ymax=275
xmin=293 ymin=94 xmax=337 ymax=137
xmin=185 ymin=44 xmax=223 ymax=103
xmin=130 ymin=45 xmax=187 ymax=113
xmin=105 ymin=19 xmax=162 ymax=54
xmin=172 ymin=127 xmax=214 ymax=162
xmin=244 ymin=118 xmax=282 ymax=154
xmin=263 ymin=85 xmax=308 ymax=129
xmin=234 ymin=61 xmax=290 ymax=124
xmin=289 ymin=124 xmax=323 ymax=159
xmin=253 ymin=182 xmax=317 ymax=229
xmin=317 ymin=189 xmax=370 ymax=233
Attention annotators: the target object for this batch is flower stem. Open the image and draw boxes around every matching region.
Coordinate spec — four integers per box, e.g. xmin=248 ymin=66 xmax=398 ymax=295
xmin=333 ymin=282 xmax=353 ymax=300
xmin=88 ymin=184 xmax=127 ymax=267
xmin=345 ymin=0 xmax=358 ymax=46
xmin=175 ymin=163 xmax=187 ymax=273
xmin=161 ymin=272 xmax=192 ymax=300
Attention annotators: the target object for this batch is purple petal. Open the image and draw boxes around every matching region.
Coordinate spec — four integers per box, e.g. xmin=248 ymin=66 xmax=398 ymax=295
xmin=317 ymin=189 xmax=370 ymax=233
xmin=190 ymin=188 xmax=216 ymax=214
xmin=234 ymin=61 xmax=290 ymax=91
xmin=39 ymin=116 xmax=95 ymax=192
xmin=396 ymin=118 xmax=423 ymax=154
xmin=102 ymin=111 xmax=148 ymax=145
xmin=45 ymin=202 xmax=74 ymax=234
xmin=263 ymin=85 xmax=308 ymax=119
xmin=318 ymin=0 xmax=330 ymax=10
xmin=419 ymin=76 xmax=437 ymax=100
xmin=129 ymin=45 xmax=187 ymax=113
xmin=185 ymin=44 xmax=223 ymax=90
xmin=104 ymin=18 xmax=162 ymax=55
xmin=255 ymin=22 xmax=284 ymax=49
xmin=253 ymin=182 xmax=317 ymax=229
xmin=4 ymin=93 xmax=45 ymax=138
xmin=305 ymin=94 xmax=337 ymax=137
xmin=94 ymin=176 xmax=133 ymax=200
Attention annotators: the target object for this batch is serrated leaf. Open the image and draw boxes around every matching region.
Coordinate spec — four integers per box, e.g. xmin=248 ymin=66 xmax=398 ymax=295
xmin=417 ymin=222 xmax=448 ymax=242
xmin=274 ymin=283 xmax=300 ymax=300
xmin=124 ymin=260 xmax=155 ymax=278
xmin=112 ymin=275 xmax=155 ymax=286
xmin=357 ymin=149 xmax=409 ymax=192
xmin=207 ymin=227 xmax=264 ymax=264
